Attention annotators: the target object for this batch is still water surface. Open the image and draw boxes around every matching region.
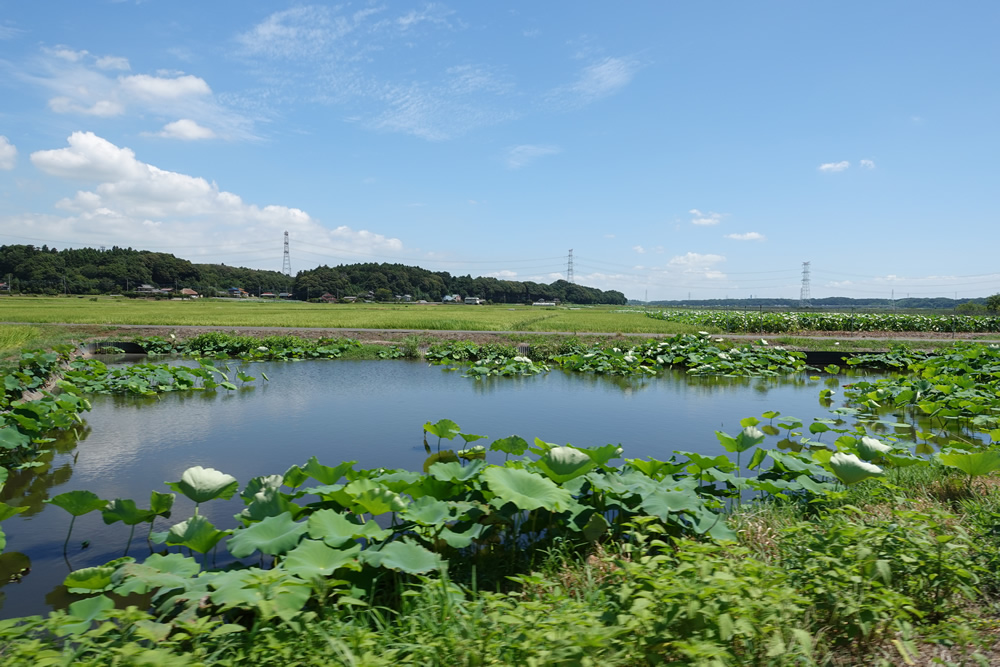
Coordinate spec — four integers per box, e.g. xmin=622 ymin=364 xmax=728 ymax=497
xmin=0 ymin=359 xmax=875 ymax=618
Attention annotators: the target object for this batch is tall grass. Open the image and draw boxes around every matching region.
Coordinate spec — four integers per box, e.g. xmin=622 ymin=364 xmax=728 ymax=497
xmin=0 ymin=325 xmax=41 ymax=356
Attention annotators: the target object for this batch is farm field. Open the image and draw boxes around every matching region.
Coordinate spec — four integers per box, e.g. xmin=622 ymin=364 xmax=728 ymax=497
xmin=0 ymin=297 xmax=699 ymax=334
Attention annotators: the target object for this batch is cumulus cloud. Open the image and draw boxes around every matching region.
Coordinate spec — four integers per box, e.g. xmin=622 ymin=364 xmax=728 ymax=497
xmin=860 ymin=159 xmax=876 ymax=169
xmin=0 ymin=136 xmax=17 ymax=170
xmin=506 ymin=144 xmax=560 ymax=169
xmin=689 ymin=209 xmax=725 ymax=226
xmin=156 ymin=119 xmax=217 ymax=140
xmin=548 ymin=56 xmax=639 ymax=109
xmin=725 ymin=232 xmax=765 ymax=241
xmin=818 ymin=161 xmax=850 ymax=172
xmin=668 ymin=252 xmax=725 ymax=268
xmin=95 ymin=55 xmax=130 ymax=71
xmin=22 ymin=132 xmax=405 ymax=264
xmin=632 ymin=245 xmax=645 ymax=254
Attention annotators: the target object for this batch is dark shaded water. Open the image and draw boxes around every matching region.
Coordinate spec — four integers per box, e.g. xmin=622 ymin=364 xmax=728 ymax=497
xmin=0 ymin=359 xmax=880 ymax=618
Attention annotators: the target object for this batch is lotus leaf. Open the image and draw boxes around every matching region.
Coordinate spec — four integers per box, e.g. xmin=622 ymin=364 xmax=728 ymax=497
xmin=937 ymin=450 xmax=1000 ymax=477
xmin=437 ymin=523 xmax=487 ymax=548
xmin=165 ymin=466 xmax=239 ymax=505
xmin=283 ymin=540 xmax=361 ymax=579
xmin=61 ymin=595 xmax=115 ymax=636
xmin=428 ymin=459 xmax=486 ymax=482
xmin=228 ymin=513 xmax=307 ymax=558
xmin=640 ymin=487 xmax=702 ymax=519
xmin=481 ymin=467 xmax=574 ymax=512
xmin=857 ymin=436 xmax=892 ymax=461
xmin=112 ymin=553 xmax=202 ymax=597
xmin=489 ymin=435 xmax=529 ymax=457
xmin=0 ymin=428 xmax=30 ymax=451
xmin=209 ymin=568 xmax=311 ymax=621
xmin=533 ymin=446 xmax=595 ymax=483
xmin=102 ymin=499 xmax=154 ymax=526
xmin=829 ymin=452 xmax=884 ymax=485
xmin=307 ymin=509 xmax=390 ymax=547
xmin=64 ymin=557 xmax=133 ymax=593
xmin=301 ymin=457 xmax=355 ymax=485
xmin=46 ymin=490 xmax=107 ymax=516
xmin=361 ymin=538 xmax=443 ymax=574
xmin=165 ymin=515 xmax=231 ymax=554
xmin=423 ymin=419 xmax=461 ymax=440
xmin=0 ymin=501 xmax=27 ymax=522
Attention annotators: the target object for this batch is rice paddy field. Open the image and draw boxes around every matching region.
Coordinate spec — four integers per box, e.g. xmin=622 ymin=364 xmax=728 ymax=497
xmin=0 ymin=296 xmax=695 ymax=334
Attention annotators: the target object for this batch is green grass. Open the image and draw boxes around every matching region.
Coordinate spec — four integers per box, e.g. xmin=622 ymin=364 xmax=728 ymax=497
xmin=0 ymin=297 xmax=706 ymax=334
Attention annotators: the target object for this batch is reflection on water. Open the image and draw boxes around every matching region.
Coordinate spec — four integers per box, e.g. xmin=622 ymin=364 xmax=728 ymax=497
xmin=0 ymin=360 xmax=888 ymax=619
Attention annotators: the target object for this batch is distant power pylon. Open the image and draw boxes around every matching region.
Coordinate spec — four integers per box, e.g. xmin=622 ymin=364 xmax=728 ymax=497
xmin=799 ymin=261 xmax=811 ymax=307
xmin=282 ymin=231 xmax=292 ymax=276
xmin=567 ymin=249 xmax=574 ymax=284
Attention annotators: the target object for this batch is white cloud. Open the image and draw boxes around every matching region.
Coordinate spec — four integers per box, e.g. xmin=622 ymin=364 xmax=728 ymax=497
xmin=95 ymin=55 xmax=130 ymax=71
xmin=21 ymin=132 xmax=405 ymax=264
xmin=156 ymin=119 xmax=217 ymax=141
xmin=548 ymin=56 xmax=639 ymax=109
xmin=118 ymin=73 xmax=211 ymax=100
xmin=53 ymin=47 xmax=88 ymax=62
xmin=0 ymin=136 xmax=17 ymax=170
xmin=487 ymin=270 xmax=518 ymax=278
xmin=48 ymin=97 xmax=124 ymax=116
xmin=668 ymin=252 xmax=725 ymax=268
xmin=860 ymin=159 xmax=875 ymax=169
xmin=0 ymin=25 xmax=23 ymax=40
xmin=506 ymin=144 xmax=560 ymax=169
xmin=632 ymin=245 xmax=645 ymax=254
xmin=689 ymin=209 xmax=725 ymax=226
xmin=818 ymin=161 xmax=850 ymax=172
xmin=604 ymin=233 xmax=615 ymax=239
xmin=725 ymin=232 xmax=765 ymax=241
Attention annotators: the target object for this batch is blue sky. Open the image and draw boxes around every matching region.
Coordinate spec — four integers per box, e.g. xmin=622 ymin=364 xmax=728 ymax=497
xmin=1 ymin=1 xmax=998 ymax=301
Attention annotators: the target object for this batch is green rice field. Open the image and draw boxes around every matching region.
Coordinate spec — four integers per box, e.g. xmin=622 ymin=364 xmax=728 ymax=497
xmin=0 ymin=297 xmax=698 ymax=334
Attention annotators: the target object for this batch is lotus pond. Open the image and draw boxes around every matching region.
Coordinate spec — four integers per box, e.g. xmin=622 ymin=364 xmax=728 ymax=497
xmin=0 ymin=356 xmax=891 ymax=619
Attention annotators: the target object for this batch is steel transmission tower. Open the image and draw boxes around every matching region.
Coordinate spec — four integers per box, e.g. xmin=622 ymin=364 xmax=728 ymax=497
xmin=799 ymin=261 xmax=811 ymax=307
xmin=567 ymin=249 xmax=574 ymax=284
xmin=282 ymin=231 xmax=292 ymax=276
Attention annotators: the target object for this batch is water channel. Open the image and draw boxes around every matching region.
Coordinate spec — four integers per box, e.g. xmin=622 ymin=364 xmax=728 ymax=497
xmin=0 ymin=358 xmax=885 ymax=618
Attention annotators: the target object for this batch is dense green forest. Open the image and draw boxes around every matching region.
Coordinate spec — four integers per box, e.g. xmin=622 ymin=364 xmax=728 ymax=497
xmin=0 ymin=245 xmax=627 ymax=305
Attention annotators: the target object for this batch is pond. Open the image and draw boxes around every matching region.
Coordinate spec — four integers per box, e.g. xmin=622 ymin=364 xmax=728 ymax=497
xmin=0 ymin=359 xmax=883 ymax=618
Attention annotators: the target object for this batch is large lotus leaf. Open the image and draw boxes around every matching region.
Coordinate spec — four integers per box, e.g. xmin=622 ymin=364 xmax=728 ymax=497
xmin=165 ymin=466 xmax=238 ymax=505
xmin=283 ymin=539 xmax=362 ymax=580
xmin=402 ymin=496 xmax=452 ymax=525
xmin=578 ymin=511 xmax=609 ymax=542
xmin=373 ymin=470 xmax=423 ymax=493
xmin=938 ymin=450 xmax=1000 ymax=477
xmin=45 ymin=490 xmax=107 ymax=517
xmin=691 ymin=508 xmax=737 ymax=542
xmin=424 ymin=419 xmax=461 ymax=440
xmin=626 ymin=458 xmax=686 ymax=479
xmin=165 ymin=515 xmax=231 ymax=554
xmin=307 ymin=509 xmax=390 ymax=547
xmin=457 ymin=446 xmax=487 ymax=461
xmin=829 ymin=452 xmax=884 ymax=485
xmin=428 ymin=459 xmax=486 ymax=483
xmin=240 ymin=475 xmax=283 ymax=502
xmin=438 ymin=523 xmax=487 ymax=548
xmin=228 ymin=513 xmax=307 ymax=558
xmin=361 ymin=539 xmax=443 ymax=574
xmin=489 ymin=435 xmax=528 ymax=457
xmin=64 ymin=557 xmax=133 ymax=593
xmin=209 ymin=568 xmax=311 ymax=621
xmin=458 ymin=432 xmax=487 ymax=444
xmin=0 ymin=501 xmax=27 ymax=522
xmin=0 ymin=428 xmax=30 ymax=451
xmin=343 ymin=479 xmax=407 ymax=516
xmin=481 ymin=467 xmax=573 ymax=512
xmin=112 ymin=553 xmax=201 ymax=597
xmin=61 ymin=594 xmax=115 ymax=636
xmin=150 ymin=491 xmax=175 ymax=517
xmin=734 ymin=426 xmax=766 ymax=452
xmin=282 ymin=464 xmax=309 ymax=489
xmin=640 ymin=488 xmax=702 ymax=519
xmin=578 ymin=443 xmax=624 ymax=466
xmin=239 ymin=486 xmax=300 ymax=524
xmin=301 ymin=457 xmax=355 ymax=486
xmin=102 ymin=499 xmax=154 ymax=526
xmin=533 ymin=446 xmax=595 ymax=483
xmin=678 ymin=451 xmax=734 ymax=474
xmin=857 ymin=436 xmax=892 ymax=461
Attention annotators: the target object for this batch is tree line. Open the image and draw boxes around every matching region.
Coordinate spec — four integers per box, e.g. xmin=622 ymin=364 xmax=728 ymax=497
xmin=0 ymin=245 xmax=627 ymax=305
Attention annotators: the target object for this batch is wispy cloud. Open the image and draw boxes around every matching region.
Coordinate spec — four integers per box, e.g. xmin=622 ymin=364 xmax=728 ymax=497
xmin=632 ymin=245 xmax=645 ymax=254
xmin=0 ymin=25 xmax=24 ymax=40
xmin=506 ymin=144 xmax=560 ymax=169
xmin=860 ymin=159 xmax=875 ymax=169
xmin=0 ymin=136 xmax=16 ymax=170
xmin=725 ymin=232 xmax=765 ymax=241
xmin=20 ymin=47 xmax=253 ymax=139
xmin=689 ymin=209 xmax=725 ymax=226
xmin=818 ymin=160 xmax=850 ymax=172
xmin=547 ymin=56 xmax=639 ymax=109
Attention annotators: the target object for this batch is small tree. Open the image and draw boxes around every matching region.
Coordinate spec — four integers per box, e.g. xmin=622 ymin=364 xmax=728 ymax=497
xmin=986 ymin=294 xmax=1000 ymax=313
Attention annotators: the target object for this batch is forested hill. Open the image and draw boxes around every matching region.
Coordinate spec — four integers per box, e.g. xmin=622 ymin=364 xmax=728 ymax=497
xmin=292 ymin=263 xmax=626 ymax=304
xmin=0 ymin=245 xmax=627 ymax=304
